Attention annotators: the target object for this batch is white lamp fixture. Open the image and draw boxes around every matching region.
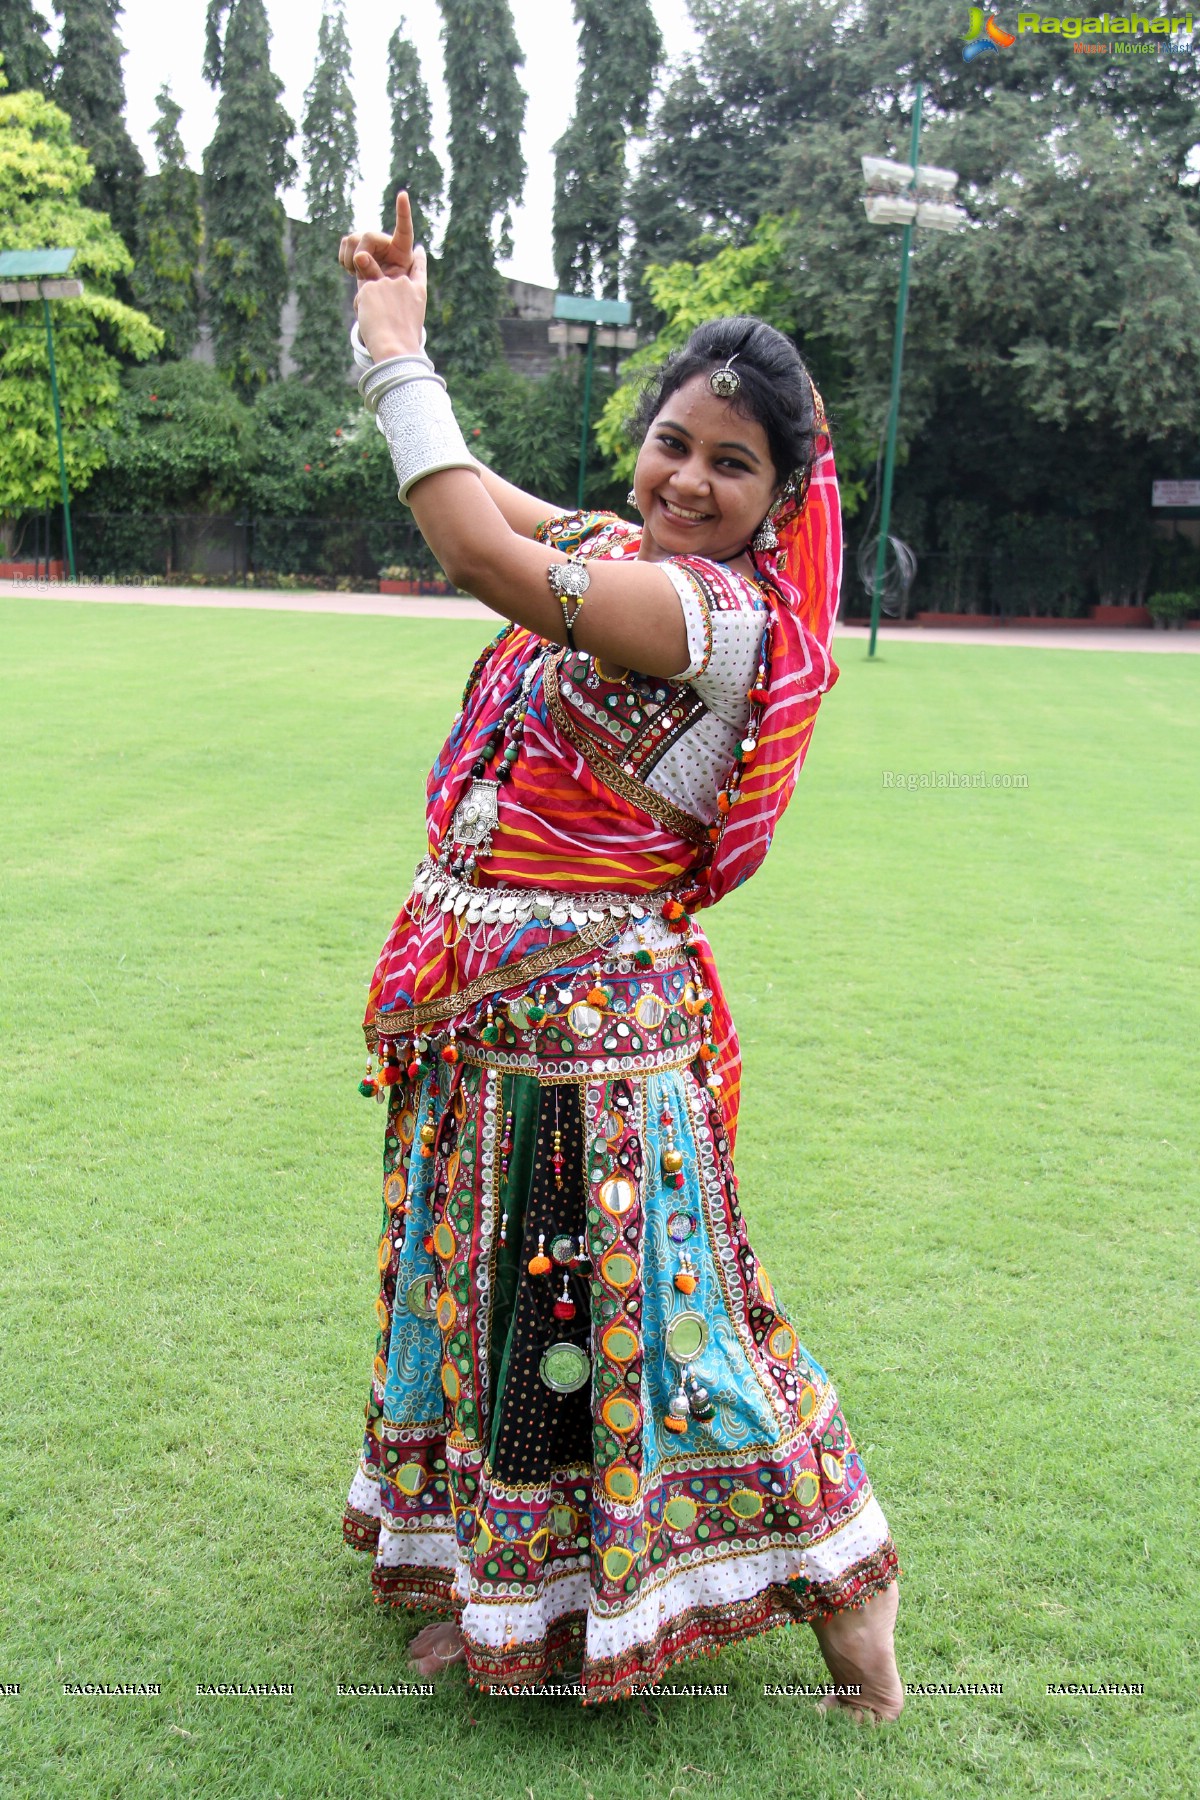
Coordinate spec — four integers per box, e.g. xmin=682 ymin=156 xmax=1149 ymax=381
xmin=863 ymin=193 xmax=919 ymax=225
xmin=861 ymin=155 xmax=919 ymax=191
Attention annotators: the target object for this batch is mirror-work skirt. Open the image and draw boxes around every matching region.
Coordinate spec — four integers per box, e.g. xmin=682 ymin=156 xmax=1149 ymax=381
xmin=342 ymin=955 xmax=899 ymax=1704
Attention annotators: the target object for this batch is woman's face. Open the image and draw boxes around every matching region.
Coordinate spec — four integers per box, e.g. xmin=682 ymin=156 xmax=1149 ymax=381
xmin=633 ymin=374 xmax=779 ymax=566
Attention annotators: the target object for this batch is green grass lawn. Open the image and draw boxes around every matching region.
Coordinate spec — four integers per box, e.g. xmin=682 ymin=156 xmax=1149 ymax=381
xmin=2 ymin=597 xmax=1196 ymax=1799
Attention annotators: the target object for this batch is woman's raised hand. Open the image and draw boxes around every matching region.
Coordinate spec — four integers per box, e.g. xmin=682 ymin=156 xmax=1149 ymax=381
xmin=339 ymin=187 xmax=416 ymax=279
xmin=339 ymin=189 xmax=427 ymax=361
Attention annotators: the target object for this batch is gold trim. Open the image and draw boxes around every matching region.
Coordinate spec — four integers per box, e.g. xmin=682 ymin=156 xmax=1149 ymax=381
xmin=543 ymin=654 xmax=710 ymax=845
xmin=366 ymin=916 xmax=615 ymax=1046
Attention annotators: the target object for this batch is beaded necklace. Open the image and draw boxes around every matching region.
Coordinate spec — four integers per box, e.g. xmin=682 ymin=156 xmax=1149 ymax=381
xmin=435 ymin=624 xmax=545 ymax=880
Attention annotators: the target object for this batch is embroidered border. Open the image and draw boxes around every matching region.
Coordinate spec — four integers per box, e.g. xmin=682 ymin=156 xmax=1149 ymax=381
xmin=367 ymin=915 xmax=617 ymax=1046
xmin=543 ymin=654 xmax=710 ymax=845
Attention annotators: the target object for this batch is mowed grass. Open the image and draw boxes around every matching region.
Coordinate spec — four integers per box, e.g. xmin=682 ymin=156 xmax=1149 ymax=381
xmin=1 ymin=595 xmax=1196 ymax=1800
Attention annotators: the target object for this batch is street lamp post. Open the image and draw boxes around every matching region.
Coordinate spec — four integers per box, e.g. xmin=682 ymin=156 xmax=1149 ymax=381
xmin=551 ymin=294 xmax=635 ymax=507
xmin=861 ymin=86 xmax=966 ymax=657
xmin=0 ymin=247 xmax=84 ymax=581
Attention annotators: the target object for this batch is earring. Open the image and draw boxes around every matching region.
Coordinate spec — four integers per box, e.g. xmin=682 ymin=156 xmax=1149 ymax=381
xmin=751 ymin=514 xmax=779 ymax=553
xmin=626 ymin=488 xmax=640 ymax=511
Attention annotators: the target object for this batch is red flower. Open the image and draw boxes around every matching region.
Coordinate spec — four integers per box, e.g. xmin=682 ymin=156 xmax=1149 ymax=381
xmin=149 ymin=393 xmax=157 ymax=401
xmin=334 ymin=428 xmax=342 ymax=437
xmin=304 ymin=463 xmax=312 ymax=472
xmin=472 ymin=427 xmax=481 ymax=437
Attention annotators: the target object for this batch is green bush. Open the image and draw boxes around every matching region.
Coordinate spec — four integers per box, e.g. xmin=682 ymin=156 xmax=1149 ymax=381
xmin=1146 ymin=589 xmax=1196 ymax=625
xmin=82 ymin=361 xmax=253 ymax=514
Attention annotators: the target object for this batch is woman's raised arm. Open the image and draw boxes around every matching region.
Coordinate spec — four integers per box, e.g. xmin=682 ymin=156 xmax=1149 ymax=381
xmin=345 ymin=195 xmax=690 ymax=677
xmin=340 ymin=195 xmax=562 ymax=541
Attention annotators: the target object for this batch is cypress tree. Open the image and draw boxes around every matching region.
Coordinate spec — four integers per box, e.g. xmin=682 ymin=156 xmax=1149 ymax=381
xmin=131 ymin=87 xmax=203 ymax=361
xmin=553 ymin=0 xmax=661 ymax=299
xmin=381 ymin=18 xmax=442 ymax=245
xmin=202 ymin=0 xmax=296 ymax=399
xmin=293 ymin=0 xmax=358 ymax=392
xmin=52 ymin=0 xmax=143 ymax=250
xmin=0 ymin=0 xmax=53 ymax=91
xmin=436 ymin=0 xmax=525 ymax=377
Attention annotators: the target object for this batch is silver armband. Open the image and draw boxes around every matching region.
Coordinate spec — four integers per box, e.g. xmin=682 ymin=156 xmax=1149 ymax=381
xmin=376 ymin=378 xmax=481 ymax=504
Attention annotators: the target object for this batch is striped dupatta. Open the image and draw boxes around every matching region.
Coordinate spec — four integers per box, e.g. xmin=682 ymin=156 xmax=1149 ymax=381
xmin=681 ymin=433 xmax=842 ymax=1146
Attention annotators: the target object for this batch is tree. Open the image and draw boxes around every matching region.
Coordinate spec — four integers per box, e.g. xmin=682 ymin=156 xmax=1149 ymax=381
xmin=0 ymin=0 xmax=52 ymax=92
xmin=620 ymin=0 xmax=1200 ymax=609
xmin=381 ymin=19 xmax=442 ymax=245
xmin=0 ymin=81 xmax=161 ymax=552
xmin=436 ymin=0 xmax=525 ymax=377
xmin=626 ymin=0 xmax=857 ymax=303
xmin=131 ymin=87 xmax=203 ymax=361
xmin=292 ymin=0 xmax=357 ymax=392
xmin=202 ymin=0 xmax=296 ymax=400
xmin=553 ymin=0 xmax=661 ymax=300
xmin=52 ymin=0 xmax=144 ymax=252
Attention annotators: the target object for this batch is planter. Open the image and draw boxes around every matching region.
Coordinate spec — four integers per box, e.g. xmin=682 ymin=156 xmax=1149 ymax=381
xmin=380 ymin=577 xmax=459 ymax=596
xmin=1 ymin=558 xmax=64 ymax=579
xmin=1089 ymin=604 xmax=1151 ymax=628
xmin=916 ymin=612 xmax=998 ymax=627
xmin=916 ymin=612 xmax=1096 ymax=629
xmin=1005 ymin=616 xmax=1094 ymax=628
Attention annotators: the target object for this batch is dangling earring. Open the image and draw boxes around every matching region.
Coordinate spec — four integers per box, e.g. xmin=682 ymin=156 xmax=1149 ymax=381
xmin=751 ymin=513 xmax=779 ymax=553
xmin=626 ymin=488 xmax=640 ymax=512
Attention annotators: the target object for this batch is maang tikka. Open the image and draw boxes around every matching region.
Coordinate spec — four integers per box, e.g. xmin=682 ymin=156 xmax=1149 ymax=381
xmin=709 ymin=354 xmax=741 ymax=398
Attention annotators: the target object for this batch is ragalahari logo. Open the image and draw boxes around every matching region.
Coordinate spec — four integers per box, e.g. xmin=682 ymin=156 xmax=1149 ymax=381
xmin=964 ymin=8 xmax=1018 ymax=55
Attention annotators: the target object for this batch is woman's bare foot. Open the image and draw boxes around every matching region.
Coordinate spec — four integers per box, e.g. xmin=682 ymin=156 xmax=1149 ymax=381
xmin=407 ymin=1619 xmax=466 ymax=1675
xmin=810 ymin=1580 xmax=903 ymax=1725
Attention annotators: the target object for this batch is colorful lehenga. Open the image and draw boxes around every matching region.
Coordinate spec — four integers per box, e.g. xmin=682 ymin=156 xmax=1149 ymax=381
xmin=341 ymin=436 xmax=900 ymax=1703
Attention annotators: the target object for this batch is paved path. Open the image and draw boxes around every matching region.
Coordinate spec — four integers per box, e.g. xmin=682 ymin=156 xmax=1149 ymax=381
xmin=4 ymin=579 xmax=1198 ymax=652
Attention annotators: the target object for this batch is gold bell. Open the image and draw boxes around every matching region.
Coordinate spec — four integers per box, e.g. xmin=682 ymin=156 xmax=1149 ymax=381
xmin=662 ymin=1147 xmax=684 ymax=1174
xmin=419 ymin=1121 xmax=437 ymax=1147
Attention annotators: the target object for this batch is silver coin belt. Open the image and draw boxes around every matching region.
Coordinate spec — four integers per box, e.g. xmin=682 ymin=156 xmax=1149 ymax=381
xmin=408 ymin=856 xmax=681 ymax=959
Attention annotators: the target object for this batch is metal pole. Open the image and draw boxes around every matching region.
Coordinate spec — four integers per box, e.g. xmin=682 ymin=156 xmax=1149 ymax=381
xmin=577 ymin=321 xmax=597 ymax=509
xmin=41 ymin=293 xmax=76 ymax=582
xmin=868 ymin=81 xmax=923 ymax=659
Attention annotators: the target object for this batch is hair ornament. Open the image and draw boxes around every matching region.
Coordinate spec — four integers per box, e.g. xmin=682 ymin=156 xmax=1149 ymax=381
xmin=708 ymin=354 xmax=741 ymax=398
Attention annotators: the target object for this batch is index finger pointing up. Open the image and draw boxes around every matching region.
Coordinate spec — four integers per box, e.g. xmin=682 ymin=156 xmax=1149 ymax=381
xmin=388 ymin=190 xmax=414 ymax=269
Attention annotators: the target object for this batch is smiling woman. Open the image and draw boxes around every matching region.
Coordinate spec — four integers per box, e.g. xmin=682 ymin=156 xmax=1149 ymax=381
xmin=336 ymin=195 xmax=903 ymax=1715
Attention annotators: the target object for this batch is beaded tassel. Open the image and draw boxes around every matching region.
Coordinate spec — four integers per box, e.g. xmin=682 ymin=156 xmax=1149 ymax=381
xmin=528 ymin=1232 xmax=551 ymax=1276
xmin=553 ymin=1271 xmax=576 ymax=1321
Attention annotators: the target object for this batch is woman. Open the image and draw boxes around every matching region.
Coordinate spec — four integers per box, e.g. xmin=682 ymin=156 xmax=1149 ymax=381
xmin=337 ymin=196 xmax=903 ymax=1717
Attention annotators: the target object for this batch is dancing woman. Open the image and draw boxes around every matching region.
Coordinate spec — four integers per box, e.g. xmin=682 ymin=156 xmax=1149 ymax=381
xmin=338 ymin=197 xmax=903 ymax=1716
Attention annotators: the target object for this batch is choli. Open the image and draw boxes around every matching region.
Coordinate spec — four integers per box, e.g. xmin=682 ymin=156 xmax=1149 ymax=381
xmin=536 ymin=512 xmax=769 ymax=831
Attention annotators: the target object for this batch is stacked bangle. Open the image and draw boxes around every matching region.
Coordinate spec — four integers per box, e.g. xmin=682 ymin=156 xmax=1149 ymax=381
xmin=353 ymin=322 xmax=478 ymax=503
xmin=350 ymin=319 xmax=427 ymax=372
xmin=359 ymin=356 xmax=445 ymax=416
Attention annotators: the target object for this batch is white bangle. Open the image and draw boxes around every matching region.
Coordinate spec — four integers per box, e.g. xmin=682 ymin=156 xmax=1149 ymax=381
xmin=359 ymin=360 xmax=445 ymax=415
xmin=376 ymin=379 xmax=480 ymax=504
xmin=350 ymin=319 xmax=428 ymax=372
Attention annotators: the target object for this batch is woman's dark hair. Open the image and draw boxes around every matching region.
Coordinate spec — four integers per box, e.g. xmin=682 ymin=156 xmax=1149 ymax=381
xmin=630 ymin=316 xmax=819 ymax=498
